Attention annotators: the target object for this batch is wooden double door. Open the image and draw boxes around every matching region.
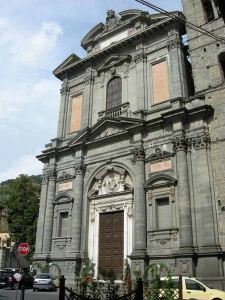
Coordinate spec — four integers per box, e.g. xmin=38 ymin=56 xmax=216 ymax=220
xmin=99 ymin=211 xmax=124 ymax=279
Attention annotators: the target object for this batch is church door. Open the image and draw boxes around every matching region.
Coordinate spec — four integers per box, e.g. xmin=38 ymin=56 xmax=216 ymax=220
xmin=99 ymin=211 xmax=124 ymax=279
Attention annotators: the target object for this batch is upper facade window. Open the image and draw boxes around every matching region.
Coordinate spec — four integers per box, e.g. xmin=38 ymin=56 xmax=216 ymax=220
xmin=201 ymin=0 xmax=215 ymax=22
xmin=106 ymin=77 xmax=122 ymax=110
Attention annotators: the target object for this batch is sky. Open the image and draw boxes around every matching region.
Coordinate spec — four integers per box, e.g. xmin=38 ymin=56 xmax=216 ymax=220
xmin=0 ymin=0 xmax=182 ymax=183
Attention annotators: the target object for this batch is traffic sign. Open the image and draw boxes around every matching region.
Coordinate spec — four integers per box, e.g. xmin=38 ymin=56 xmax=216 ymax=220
xmin=17 ymin=242 xmax=30 ymax=256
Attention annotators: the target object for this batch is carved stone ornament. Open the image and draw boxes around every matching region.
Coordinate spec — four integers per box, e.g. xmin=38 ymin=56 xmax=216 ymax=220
xmin=133 ymin=146 xmax=146 ymax=161
xmin=74 ymin=163 xmax=86 ymax=175
xmin=42 ymin=172 xmax=49 ymax=184
xmin=167 ymin=34 xmax=182 ymax=51
xmin=173 ymin=136 xmax=188 ymax=152
xmin=103 ymin=10 xmax=120 ymax=33
xmin=48 ymin=169 xmax=57 ymax=181
xmin=42 ymin=169 xmax=57 ymax=183
xmin=133 ymin=51 xmax=147 ymax=63
xmin=192 ymin=133 xmax=211 ymax=150
xmin=85 ymin=70 xmax=97 ymax=85
xmin=60 ymin=86 xmax=70 ymax=95
xmin=57 ymin=171 xmax=74 ymax=182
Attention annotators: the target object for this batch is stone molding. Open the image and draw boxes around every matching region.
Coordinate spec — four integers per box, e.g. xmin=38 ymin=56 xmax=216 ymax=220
xmin=74 ymin=162 xmax=86 ymax=175
xmin=60 ymin=86 xmax=70 ymax=95
xmin=57 ymin=171 xmax=75 ymax=182
xmin=167 ymin=34 xmax=182 ymax=51
xmin=173 ymin=134 xmax=211 ymax=152
xmin=84 ymin=70 xmax=97 ymax=85
xmin=146 ymin=147 xmax=174 ymax=161
xmin=42 ymin=169 xmax=57 ymax=184
xmin=173 ymin=136 xmax=188 ymax=152
xmin=133 ymin=51 xmax=147 ymax=63
xmin=133 ymin=146 xmax=146 ymax=161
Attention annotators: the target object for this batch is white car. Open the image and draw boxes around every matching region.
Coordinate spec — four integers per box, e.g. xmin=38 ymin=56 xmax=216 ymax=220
xmin=33 ymin=273 xmax=57 ymax=292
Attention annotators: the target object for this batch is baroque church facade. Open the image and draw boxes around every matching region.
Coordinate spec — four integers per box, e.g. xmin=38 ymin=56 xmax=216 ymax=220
xmin=34 ymin=0 xmax=225 ymax=288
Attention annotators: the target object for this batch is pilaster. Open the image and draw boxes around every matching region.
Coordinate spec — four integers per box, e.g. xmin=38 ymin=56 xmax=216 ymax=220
xmin=42 ymin=169 xmax=56 ymax=254
xmin=70 ymin=162 xmax=86 ymax=255
xmin=173 ymin=136 xmax=194 ymax=252
xmin=167 ymin=30 xmax=188 ymax=98
xmin=57 ymin=82 xmax=70 ymax=138
xmin=81 ymin=69 xmax=96 ymax=128
xmin=35 ymin=171 xmax=49 ymax=254
xmin=133 ymin=48 xmax=147 ymax=110
xmin=132 ymin=146 xmax=147 ymax=254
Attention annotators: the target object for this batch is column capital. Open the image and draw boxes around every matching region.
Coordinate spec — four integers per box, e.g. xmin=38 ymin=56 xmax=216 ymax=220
xmin=48 ymin=169 xmax=57 ymax=181
xmin=192 ymin=133 xmax=211 ymax=150
xmin=84 ymin=70 xmax=96 ymax=85
xmin=42 ymin=171 xmax=49 ymax=184
xmin=173 ymin=136 xmax=188 ymax=152
xmin=133 ymin=146 xmax=146 ymax=161
xmin=167 ymin=33 xmax=182 ymax=51
xmin=60 ymin=85 xmax=70 ymax=95
xmin=74 ymin=162 xmax=86 ymax=175
xmin=133 ymin=51 xmax=147 ymax=63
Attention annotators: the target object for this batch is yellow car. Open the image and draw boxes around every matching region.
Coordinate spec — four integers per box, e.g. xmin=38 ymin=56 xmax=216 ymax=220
xmin=160 ymin=276 xmax=225 ymax=300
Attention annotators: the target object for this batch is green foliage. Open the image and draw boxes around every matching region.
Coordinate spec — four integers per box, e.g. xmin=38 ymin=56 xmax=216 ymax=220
xmin=145 ymin=263 xmax=177 ymax=300
xmin=99 ymin=267 xmax=117 ymax=281
xmin=81 ymin=258 xmax=95 ymax=278
xmin=5 ymin=174 xmax=40 ymax=253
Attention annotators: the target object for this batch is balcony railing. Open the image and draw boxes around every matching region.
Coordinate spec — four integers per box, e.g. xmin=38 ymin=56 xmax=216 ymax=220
xmin=98 ymin=102 xmax=131 ymax=119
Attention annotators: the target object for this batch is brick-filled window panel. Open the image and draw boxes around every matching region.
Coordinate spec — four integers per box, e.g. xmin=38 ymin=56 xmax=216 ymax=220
xmin=106 ymin=77 xmax=122 ymax=110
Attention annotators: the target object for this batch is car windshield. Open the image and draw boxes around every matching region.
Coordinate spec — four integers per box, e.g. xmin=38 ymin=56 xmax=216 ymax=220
xmin=36 ymin=274 xmax=51 ymax=279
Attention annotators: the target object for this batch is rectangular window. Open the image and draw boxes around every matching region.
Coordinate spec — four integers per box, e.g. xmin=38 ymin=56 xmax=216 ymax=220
xmin=156 ymin=197 xmax=170 ymax=229
xmin=58 ymin=212 xmax=69 ymax=237
xmin=152 ymin=60 xmax=170 ymax=104
xmin=69 ymin=94 xmax=82 ymax=132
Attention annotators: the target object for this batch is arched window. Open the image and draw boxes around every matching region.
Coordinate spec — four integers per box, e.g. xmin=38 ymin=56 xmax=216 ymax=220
xmin=218 ymin=52 xmax=225 ymax=80
xmin=106 ymin=77 xmax=122 ymax=110
xmin=201 ymin=0 xmax=215 ymax=22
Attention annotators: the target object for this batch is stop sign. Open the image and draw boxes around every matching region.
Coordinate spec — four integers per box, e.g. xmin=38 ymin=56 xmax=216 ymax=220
xmin=17 ymin=242 xmax=30 ymax=256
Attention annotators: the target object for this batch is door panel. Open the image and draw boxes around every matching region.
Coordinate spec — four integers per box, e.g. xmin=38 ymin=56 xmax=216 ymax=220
xmin=99 ymin=211 xmax=124 ymax=279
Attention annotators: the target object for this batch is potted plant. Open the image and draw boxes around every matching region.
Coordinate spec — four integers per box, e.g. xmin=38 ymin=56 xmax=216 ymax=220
xmin=80 ymin=258 xmax=94 ymax=282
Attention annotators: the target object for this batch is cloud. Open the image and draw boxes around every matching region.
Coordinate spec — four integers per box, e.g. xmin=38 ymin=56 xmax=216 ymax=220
xmin=15 ymin=22 xmax=63 ymax=67
xmin=0 ymin=154 xmax=43 ymax=183
xmin=0 ymin=78 xmax=60 ymax=120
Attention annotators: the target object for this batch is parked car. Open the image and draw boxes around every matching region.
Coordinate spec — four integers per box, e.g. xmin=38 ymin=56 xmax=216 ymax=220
xmin=160 ymin=276 xmax=225 ymax=300
xmin=33 ymin=273 xmax=57 ymax=292
xmin=0 ymin=270 xmax=33 ymax=289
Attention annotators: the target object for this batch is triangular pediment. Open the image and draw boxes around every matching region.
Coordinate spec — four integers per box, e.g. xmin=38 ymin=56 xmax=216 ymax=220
xmin=67 ymin=117 xmax=143 ymax=147
xmin=53 ymin=54 xmax=81 ymax=75
xmin=146 ymin=147 xmax=174 ymax=161
xmin=97 ymin=54 xmax=131 ymax=72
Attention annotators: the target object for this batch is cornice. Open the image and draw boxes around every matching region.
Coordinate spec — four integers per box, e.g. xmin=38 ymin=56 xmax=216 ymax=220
xmin=53 ymin=17 xmax=179 ymax=79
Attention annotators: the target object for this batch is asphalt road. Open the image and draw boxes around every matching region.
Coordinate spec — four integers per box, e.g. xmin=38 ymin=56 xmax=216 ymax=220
xmin=0 ymin=288 xmax=59 ymax=300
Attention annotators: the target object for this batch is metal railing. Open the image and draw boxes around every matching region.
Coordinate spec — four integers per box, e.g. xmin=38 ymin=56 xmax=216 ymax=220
xmin=59 ymin=276 xmax=143 ymax=300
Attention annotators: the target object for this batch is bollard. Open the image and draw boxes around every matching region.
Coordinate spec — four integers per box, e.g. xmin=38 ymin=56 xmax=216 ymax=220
xmin=59 ymin=275 xmax=66 ymax=300
xmin=20 ymin=285 xmax=25 ymax=300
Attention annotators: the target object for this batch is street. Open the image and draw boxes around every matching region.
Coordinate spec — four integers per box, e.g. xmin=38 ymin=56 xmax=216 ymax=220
xmin=0 ymin=288 xmax=59 ymax=300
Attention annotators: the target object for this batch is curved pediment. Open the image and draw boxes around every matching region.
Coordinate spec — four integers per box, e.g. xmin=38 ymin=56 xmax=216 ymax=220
xmin=145 ymin=172 xmax=176 ymax=189
xmin=81 ymin=22 xmax=104 ymax=48
xmin=54 ymin=193 xmax=74 ymax=204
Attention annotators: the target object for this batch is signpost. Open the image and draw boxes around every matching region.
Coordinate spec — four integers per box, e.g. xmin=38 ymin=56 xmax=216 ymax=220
xmin=17 ymin=242 xmax=30 ymax=256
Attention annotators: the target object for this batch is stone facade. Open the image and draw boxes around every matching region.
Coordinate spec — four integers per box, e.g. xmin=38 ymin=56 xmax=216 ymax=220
xmin=34 ymin=5 xmax=225 ymax=288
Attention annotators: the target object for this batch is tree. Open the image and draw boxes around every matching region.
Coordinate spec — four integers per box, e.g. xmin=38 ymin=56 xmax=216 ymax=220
xmin=6 ymin=174 xmax=40 ymax=252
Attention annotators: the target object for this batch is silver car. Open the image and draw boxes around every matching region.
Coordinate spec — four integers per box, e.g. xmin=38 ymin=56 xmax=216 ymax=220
xmin=33 ymin=273 xmax=57 ymax=292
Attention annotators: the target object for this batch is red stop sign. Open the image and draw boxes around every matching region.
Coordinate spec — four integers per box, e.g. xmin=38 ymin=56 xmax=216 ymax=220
xmin=17 ymin=242 xmax=30 ymax=256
